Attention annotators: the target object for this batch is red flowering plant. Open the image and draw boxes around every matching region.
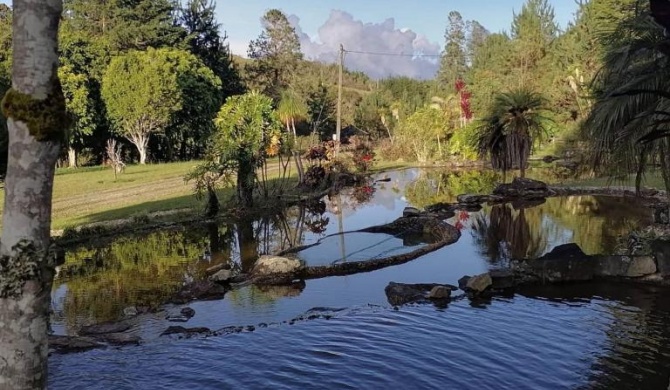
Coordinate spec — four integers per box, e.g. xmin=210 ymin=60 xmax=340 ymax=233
xmin=348 ymin=136 xmax=376 ymax=173
xmin=352 ymin=183 xmax=376 ymax=204
xmin=454 ymin=210 xmax=470 ymax=231
xmin=303 ymin=141 xmax=337 ymax=187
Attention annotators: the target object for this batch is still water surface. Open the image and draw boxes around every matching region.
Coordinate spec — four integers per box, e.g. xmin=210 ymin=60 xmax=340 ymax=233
xmin=49 ymin=169 xmax=670 ymax=389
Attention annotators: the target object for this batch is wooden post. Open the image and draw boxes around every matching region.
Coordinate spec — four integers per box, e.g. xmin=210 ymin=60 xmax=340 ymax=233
xmin=336 ymin=44 xmax=344 ymax=145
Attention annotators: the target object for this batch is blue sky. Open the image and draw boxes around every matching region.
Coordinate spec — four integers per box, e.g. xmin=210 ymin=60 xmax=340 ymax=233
xmin=0 ymin=0 xmax=580 ymax=79
xmin=220 ymin=0 xmax=579 ymax=56
xmin=219 ymin=0 xmax=580 ymax=78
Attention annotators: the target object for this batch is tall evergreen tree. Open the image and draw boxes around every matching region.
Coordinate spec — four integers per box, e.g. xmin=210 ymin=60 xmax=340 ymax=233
xmin=510 ymin=0 xmax=559 ymax=86
xmin=246 ymin=9 xmax=302 ymax=101
xmin=107 ymin=0 xmax=185 ymax=52
xmin=179 ymin=0 xmax=244 ymax=99
xmin=438 ymin=11 xmax=467 ymax=93
xmin=466 ymin=20 xmax=489 ymax=66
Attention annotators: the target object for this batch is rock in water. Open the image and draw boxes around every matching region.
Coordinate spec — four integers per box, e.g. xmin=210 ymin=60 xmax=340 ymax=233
xmin=403 ymin=207 xmax=421 ymax=217
xmin=428 ymin=285 xmax=451 ymax=299
xmin=252 ymin=255 xmax=303 ymax=276
xmin=209 ymin=269 xmax=232 ymax=283
xmin=160 ymin=326 xmax=211 ymax=337
xmin=123 ymin=306 xmax=138 ymax=317
xmin=49 ymin=335 xmax=105 ymax=354
xmin=79 ymin=321 xmax=132 ymax=336
xmin=465 ymin=273 xmax=492 ymax=293
xmin=180 ymin=307 xmax=196 ymax=318
xmin=385 ymin=282 xmax=455 ymax=305
xmin=458 ymin=276 xmax=471 ymax=291
xmin=489 ymin=270 xmax=515 ymax=290
xmin=626 ymin=256 xmax=657 ymax=277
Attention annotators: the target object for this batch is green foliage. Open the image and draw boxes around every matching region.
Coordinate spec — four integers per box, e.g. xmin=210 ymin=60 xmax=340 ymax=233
xmin=107 ymin=0 xmax=186 ymax=52
xmin=277 ymin=89 xmax=307 ymax=137
xmin=190 ymin=91 xmax=283 ymax=207
xmin=102 ymin=48 xmax=220 ymax=163
xmin=246 ymin=9 xmax=302 ymax=101
xmin=59 ymin=64 xmax=96 ymax=147
xmin=395 ymin=106 xmax=450 ymax=162
xmin=306 ymin=84 xmax=336 ymax=140
xmin=581 ymin=1 xmax=670 ymax=193
xmin=475 ymin=88 xmax=548 ymax=177
xmin=448 ymin=122 xmax=479 ymax=160
xmin=178 ymin=0 xmax=244 ymax=99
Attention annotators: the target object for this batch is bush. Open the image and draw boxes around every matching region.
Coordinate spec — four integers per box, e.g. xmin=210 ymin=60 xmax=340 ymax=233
xmin=448 ymin=123 xmax=478 ymax=161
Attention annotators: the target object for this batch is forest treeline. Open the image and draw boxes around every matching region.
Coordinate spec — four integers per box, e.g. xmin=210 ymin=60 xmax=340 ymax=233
xmin=0 ymin=0 xmax=658 ymax=176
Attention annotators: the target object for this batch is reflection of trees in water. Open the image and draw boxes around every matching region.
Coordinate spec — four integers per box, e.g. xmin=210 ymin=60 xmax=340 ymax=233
xmin=54 ymin=228 xmax=218 ymax=331
xmin=470 ymin=196 xmax=651 ymax=265
xmin=54 ymin=202 xmax=330 ymax=328
xmin=405 ymin=170 xmax=499 ymax=208
xmin=471 ymin=204 xmax=549 ymax=264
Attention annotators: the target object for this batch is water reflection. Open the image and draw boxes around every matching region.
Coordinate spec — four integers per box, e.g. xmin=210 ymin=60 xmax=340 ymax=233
xmin=465 ymin=196 xmax=650 ymax=264
xmin=49 ymin=168 xmax=670 ymax=389
xmin=52 ymin=169 xmax=652 ymax=332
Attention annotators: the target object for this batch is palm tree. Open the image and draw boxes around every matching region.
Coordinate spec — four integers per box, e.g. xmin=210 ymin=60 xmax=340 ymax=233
xmin=475 ymin=88 xmax=548 ymax=178
xmin=582 ymin=5 xmax=670 ymax=194
xmin=277 ymin=90 xmax=307 ymax=140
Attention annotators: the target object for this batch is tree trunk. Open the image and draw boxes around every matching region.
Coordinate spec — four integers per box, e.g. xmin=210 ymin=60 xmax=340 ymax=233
xmin=138 ymin=143 xmax=147 ymax=165
xmin=67 ymin=147 xmax=76 ymax=168
xmin=128 ymin=133 xmax=148 ymax=164
xmin=236 ymin=157 xmax=254 ymax=207
xmin=291 ymin=118 xmax=297 ymax=140
xmin=0 ymin=0 xmax=64 ymax=388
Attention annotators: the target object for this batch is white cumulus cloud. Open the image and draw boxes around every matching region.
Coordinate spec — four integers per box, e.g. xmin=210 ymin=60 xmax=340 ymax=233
xmin=289 ymin=11 xmax=440 ymax=80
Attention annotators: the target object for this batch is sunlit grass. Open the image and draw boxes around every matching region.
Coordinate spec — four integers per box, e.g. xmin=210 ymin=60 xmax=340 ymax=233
xmin=0 ymin=160 xmax=299 ymax=230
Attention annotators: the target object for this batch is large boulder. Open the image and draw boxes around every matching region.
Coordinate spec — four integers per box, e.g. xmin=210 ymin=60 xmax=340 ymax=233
xmin=512 ymin=243 xmax=596 ymax=283
xmin=209 ymin=269 xmax=232 ymax=283
xmin=493 ymin=177 xmax=549 ymax=199
xmin=252 ymin=255 xmax=304 ymax=276
xmin=595 ymin=255 xmax=657 ymax=278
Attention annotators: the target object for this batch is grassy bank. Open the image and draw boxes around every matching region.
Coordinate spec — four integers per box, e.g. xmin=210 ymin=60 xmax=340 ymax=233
xmin=2 ymin=157 xmax=657 ymax=232
xmin=562 ymin=172 xmax=667 ymax=191
xmin=0 ymin=160 xmax=303 ymax=230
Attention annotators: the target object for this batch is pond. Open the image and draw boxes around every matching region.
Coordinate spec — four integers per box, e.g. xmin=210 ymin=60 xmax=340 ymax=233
xmin=49 ymin=168 xmax=670 ymax=389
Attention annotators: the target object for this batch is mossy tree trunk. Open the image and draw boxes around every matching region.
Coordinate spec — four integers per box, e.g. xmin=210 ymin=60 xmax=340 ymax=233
xmin=0 ymin=0 xmax=64 ymax=388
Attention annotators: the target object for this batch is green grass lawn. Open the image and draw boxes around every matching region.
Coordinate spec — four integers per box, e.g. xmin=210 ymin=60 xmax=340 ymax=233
xmin=0 ymin=160 xmax=296 ymax=229
xmin=11 ymin=162 xmax=203 ymax=229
